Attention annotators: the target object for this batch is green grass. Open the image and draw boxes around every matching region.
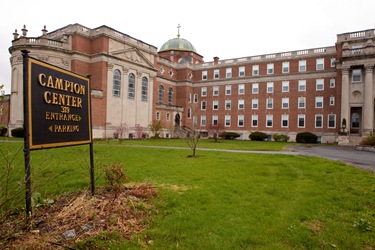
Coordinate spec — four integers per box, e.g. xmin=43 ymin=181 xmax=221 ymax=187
xmin=1 ymin=139 xmax=374 ymax=249
xmin=95 ymin=138 xmax=295 ymax=151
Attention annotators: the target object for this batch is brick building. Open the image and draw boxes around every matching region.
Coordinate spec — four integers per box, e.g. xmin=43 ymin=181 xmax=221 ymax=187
xmin=7 ymin=24 xmax=375 ymax=143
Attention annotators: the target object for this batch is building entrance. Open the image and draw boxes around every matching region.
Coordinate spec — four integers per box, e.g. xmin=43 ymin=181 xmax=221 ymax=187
xmin=350 ymin=107 xmax=362 ymax=134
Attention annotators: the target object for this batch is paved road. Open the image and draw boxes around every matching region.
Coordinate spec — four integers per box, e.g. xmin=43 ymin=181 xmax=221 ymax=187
xmin=287 ymin=145 xmax=375 ymax=172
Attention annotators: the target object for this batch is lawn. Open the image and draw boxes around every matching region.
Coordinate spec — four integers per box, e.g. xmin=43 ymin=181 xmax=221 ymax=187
xmin=0 ymin=139 xmax=374 ymax=249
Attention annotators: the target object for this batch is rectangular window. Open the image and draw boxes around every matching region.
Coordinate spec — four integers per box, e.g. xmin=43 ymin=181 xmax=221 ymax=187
xmin=252 ymin=83 xmax=259 ymax=94
xmin=193 ymin=116 xmax=197 ymax=126
xmin=267 ymin=82 xmax=274 ymax=93
xmin=156 ymin=112 xmax=160 ymax=120
xmin=298 ymin=114 xmax=305 ymax=128
xmin=315 ymin=96 xmax=323 ymax=108
xmin=352 ymin=69 xmax=362 ymax=82
xmin=201 ymin=101 xmax=206 ymax=110
xmin=330 ymin=58 xmax=336 ymax=67
xmin=315 ymin=114 xmax=323 ymax=128
xmin=225 ymin=85 xmax=231 ymax=95
xmin=201 ymin=87 xmax=207 ymax=96
xmin=193 ymin=94 xmax=198 ymax=103
xmin=212 ymin=115 xmax=218 ymax=125
xmin=282 ymin=114 xmax=289 ymax=128
xmin=252 ymin=115 xmax=258 ymax=127
xmin=266 ymin=114 xmax=273 ymax=127
xmin=267 ymin=98 xmax=273 ymax=109
xmin=330 ymin=79 xmax=335 ymax=88
xmin=213 ymin=86 xmax=219 ymax=96
xmin=202 ymin=71 xmax=207 ymax=80
xmin=239 ymin=66 xmax=245 ymax=77
xmin=166 ymin=113 xmax=170 ymax=121
xmin=238 ymin=115 xmax=244 ymax=127
xmin=267 ymin=63 xmax=274 ymax=74
xmin=299 ymin=80 xmax=306 ymax=91
xmin=226 ymin=68 xmax=232 ymax=78
xmin=252 ymin=65 xmax=259 ymax=75
xmin=316 ymin=79 xmax=324 ymax=91
xmin=299 ymin=60 xmax=306 ymax=72
xmin=238 ymin=99 xmax=244 ymax=110
xmin=298 ymin=97 xmax=306 ymax=109
xmin=328 ymin=114 xmax=336 ymax=128
xmin=282 ymin=98 xmax=289 ymax=109
xmin=330 ymin=96 xmax=335 ymax=106
xmin=316 ymin=58 xmax=324 ymax=70
xmin=187 ymin=108 xmax=191 ymax=119
xmin=282 ymin=81 xmax=289 ymax=92
xmin=201 ymin=115 xmax=206 ymax=126
xmin=214 ymin=69 xmax=219 ymax=79
xmin=282 ymin=62 xmax=290 ymax=73
xmin=225 ymin=115 xmax=231 ymax=127
xmin=252 ymin=99 xmax=258 ymax=109
xmin=238 ymin=84 xmax=245 ymax=94
xmin=225 ymin=100 xmax=231 ymax=110
xmin=188 ymin=93 xmax=191 ymax=103
xmin=213 ymin=100 xmax=219 ymax=110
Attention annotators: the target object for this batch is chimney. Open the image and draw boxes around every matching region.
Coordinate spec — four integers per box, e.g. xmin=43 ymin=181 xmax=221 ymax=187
xmin=213 ymin=56 xmax=219 ymax=65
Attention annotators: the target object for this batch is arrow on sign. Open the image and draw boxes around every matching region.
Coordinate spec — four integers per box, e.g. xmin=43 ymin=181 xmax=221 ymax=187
xmin=49 ymin=126 xmax=53 ymax=132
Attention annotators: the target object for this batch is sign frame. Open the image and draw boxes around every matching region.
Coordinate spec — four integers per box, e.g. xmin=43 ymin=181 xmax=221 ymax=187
xmin=27 ymin=57 xmax=92 ymax=150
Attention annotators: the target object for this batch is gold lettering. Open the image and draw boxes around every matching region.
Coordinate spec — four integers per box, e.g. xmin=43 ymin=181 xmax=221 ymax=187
xmin=38 ymin=73 xmax=46 ymax=86
xmin=47 ymin=76 xmax=54 ymax=88
xmin=54 ymin=78 xmax=63 ymax=90
xmin=44 ymin=91 xmax=51 ymax=104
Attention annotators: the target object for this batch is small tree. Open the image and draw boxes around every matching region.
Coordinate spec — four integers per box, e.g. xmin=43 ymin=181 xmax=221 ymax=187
xmin=186 ymin=130 xmax=201 ymax=157
xmin=149 ymin=119 xmax=163 ymax=138
xmin=135 ymin=124 xmax=144 ymax=139
xmin=208 ymin=123 xmax=225 ymax=142
xmin=115 ymin=123 xmax=129 ymax=139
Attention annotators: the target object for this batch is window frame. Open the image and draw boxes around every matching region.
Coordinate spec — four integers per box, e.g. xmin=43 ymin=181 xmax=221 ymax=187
xmin=213 ymin=86 xmax=219 ymax=96
xmin=282 ymin=62 xmax=290 ymax=73
xmin=266 ymin=114 xmax=273 ymax=127
xmin=225 ymin=100 xmax=231 ymax=110
xmin=267 ymin=63 xmax=274 ymax=75
xmin=252 ymin=114 xmax=258 ymax=127
xmin=267 ymin=82 xmax=274 ymax=93
xmin=213 ymin=100 xmax=219 ymax=110
xmin=128 ymin=73 xmax=135 ymax=100
xmin=141 ymin=76 xmax=148 ymax=102
xmin=282 ymin=97 xmax=289 ymax=109
xmin=238 ymin=115 xmax=244 ymax=127
xmin=239 ymin=66 xmax=245 ymax=77
xmin=113 ymin=69 xmax=121 ymax=97
xmin=238 ymin=84 xmax=245 ymax=95
xmin=238 ymin=99 xmax=245 ymax=110
xmin=252 ymin=65 xmax=259 ymax=76
xmin=315 ymin=114 xmax=323 ymax=128
xmin=298 ymin=80 xmax=306 ymax=92
xmin=298 ymin=114 xmax=305 ymax=128
xmin=202 ymin=71 xmax=208 ymax=80
xmin=252 ymin=99 xmax=259 ymax=109
xmin=214 ymin=69 xmax=220 ymax=79
xmin=299 ymin=60 xmax=306 ymax=72
xmin=252 ymin=83 xmax=259 ymax=94
xmin=225 ymin=115 xmax=231 ymax=127
xmin=316 ymin=58 xmax=324 ymax=70
xmin=281 ymin=114 xmax=289 ymax=128
xmin=201 ymin=87 xmax=207 ymax=96
xmin=315 ymin=96 xmax=323 ymax=108
xmin=282 ymin=81 xmax=289 ymax=92
xmin=316 ymin=79 xmax=324 ymax=91
xmin=226 ymin=68 xmax=232 ymax=78
xmin=328 ymin=114 xmax=336 ymax=128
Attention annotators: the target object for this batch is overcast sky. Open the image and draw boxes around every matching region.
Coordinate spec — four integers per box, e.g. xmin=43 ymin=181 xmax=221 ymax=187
xmin=1 ymin=0 xmax=374 ymax=94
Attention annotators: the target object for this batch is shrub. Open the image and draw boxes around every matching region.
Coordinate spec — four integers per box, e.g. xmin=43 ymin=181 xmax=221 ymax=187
xmin=11 ymin=127 xmax=24 ymax=138
xmin=219 ymin=132 xmax=241 ymax=140
xmin=249 ymin=131 xmax=268 ymax=141
xmin=273 ymin=133 xmax=290 ymax=142
xmin=360 ymin=134 xmax=375 ymax=146
xmin=296 ymin=132 xmax=318 ymax=143
xmin=103 ymin=162 xmax=128 ymax=195
xmin=0 ymin=125 xmax=7 ymax=136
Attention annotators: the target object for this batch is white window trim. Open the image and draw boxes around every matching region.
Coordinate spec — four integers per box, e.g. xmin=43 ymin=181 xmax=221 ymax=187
xmin=315 ymin=114 xmax=323 ymax=128
xmin=281 ymin=114 xmax=289 ymax=128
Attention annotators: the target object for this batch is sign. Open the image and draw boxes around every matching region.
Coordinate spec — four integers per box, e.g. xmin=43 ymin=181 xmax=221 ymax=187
xmin=27 ymin=58 xmax=92 ymax=149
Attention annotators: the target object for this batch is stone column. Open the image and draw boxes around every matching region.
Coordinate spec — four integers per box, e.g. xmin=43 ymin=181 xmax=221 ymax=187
xmin=363 ymin=64 xmax=374 ymax=135
xmin=341 ymin=67 xmax=350 ymax=132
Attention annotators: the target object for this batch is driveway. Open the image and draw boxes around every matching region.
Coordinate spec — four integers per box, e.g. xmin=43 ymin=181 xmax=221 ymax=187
xmin=287 ymin=145 xmax=375 ymax=172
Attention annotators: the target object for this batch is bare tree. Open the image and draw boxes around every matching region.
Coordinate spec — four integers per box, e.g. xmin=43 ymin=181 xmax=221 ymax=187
xmin=207 ymin=123 xmax=226 ymax=142
xmin=115 ymin=123 xmax=129 ymax=139
xmin=149 ymin=119 xmax=163 ymax=138
xmin=186 ymin=130 xmax=201 ymax=157
xmin=135 ymin=124 xmax=144 ymax=139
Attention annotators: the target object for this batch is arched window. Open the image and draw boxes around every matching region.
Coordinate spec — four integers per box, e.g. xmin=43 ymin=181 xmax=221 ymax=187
xmin=141 ymin=77 xmax=148 ymax=101
xmin=168 ymin=87 xmax=173 ymax=105
xmin=128 ymin=73 xmax=135 ymax=99
xmin=158 ymin=85 xmax=164 ymax=104
xmin=113 ymin=70 xmax=121 ymax=97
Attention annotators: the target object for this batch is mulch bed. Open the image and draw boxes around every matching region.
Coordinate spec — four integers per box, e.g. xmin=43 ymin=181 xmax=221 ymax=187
xmin=0 ymin=183 xmax=158 ymax=249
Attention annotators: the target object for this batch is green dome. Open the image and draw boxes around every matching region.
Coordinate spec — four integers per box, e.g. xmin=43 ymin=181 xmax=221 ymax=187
xmin=159 ymin=37 xmax=196 ymax=53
